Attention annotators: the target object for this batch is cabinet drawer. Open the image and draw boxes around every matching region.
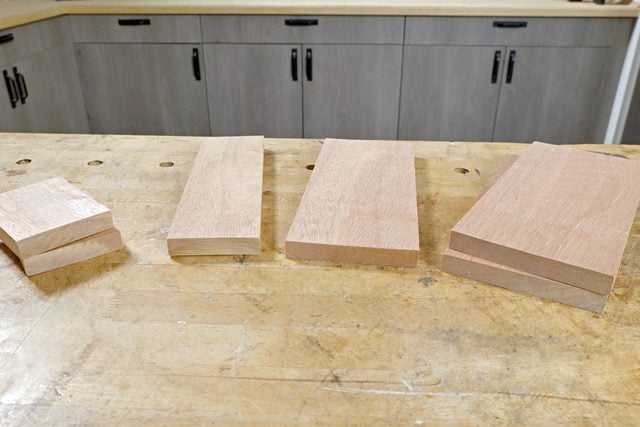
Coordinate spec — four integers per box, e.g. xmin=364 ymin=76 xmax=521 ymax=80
xmin=202 ymin=16 xmax=404 ymax=44
xmin=405 ymin=17 xmax=632 ymax=47
xmin=70 ymin=15 xmax=201 ymax=43
xmin=0 ymin=17 xmax=67 ymax=65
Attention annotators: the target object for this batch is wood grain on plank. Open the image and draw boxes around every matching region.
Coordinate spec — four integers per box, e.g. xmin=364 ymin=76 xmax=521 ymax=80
xmin=22 ymin=228 xmax=124 ymax=276
xmin=0 ymin=177 xmax=113 ymax=259
xmin=286 ymin=138 xmax=419 ymax=267
xmin=167 ymin=136 xmax=264 ymax=256
xmin=449 ymin=142 xmax=640 ymax=295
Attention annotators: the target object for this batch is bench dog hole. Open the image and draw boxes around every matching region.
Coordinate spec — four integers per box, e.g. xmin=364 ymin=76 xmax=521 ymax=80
xmin=306 ymin=164 xmax=315 ymax=170
xmin=160 ymin=162 xmax=174 ymax=168
xmin=455 ymin=167 xmax=470 ymax=174
xmin=16 ymin=159 xmax=31 ymax=165
xmin=88 ymin=160 xmax=103 ymax=166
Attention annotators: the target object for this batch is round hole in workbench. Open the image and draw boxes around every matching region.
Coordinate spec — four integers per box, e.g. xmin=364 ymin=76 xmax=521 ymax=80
xmin=159 ymin=162 xmax=174 ymax=168
xmin=306 ymin=164 xmax=315 ymax=170
xmin=87 ymin=160 xmax=103 ymax=166
xmin=455 ymin=167 xmax=470 ymax=175
xmin=16 ymin=158 xmax=31 ymax=165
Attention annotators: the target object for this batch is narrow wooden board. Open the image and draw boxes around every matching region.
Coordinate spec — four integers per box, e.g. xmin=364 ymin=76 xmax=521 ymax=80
xmin=167 ymin=136 xmax=264 ymax=256
xmin=21 ymin=228 xmax=124 ymax=276
xmin=442 ymin=248 xmax=607 ymax=313
xmin=0 ymin=177 xmax=113 ymax=259
xmin=450 ymin=142 xmax=640 ymax=295
xmin=286 ymin=138 xmax=419 ymax=267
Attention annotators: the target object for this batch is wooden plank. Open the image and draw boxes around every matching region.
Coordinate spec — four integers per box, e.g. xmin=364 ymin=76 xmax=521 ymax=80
xmin=21 ymin=228 xmax=124 ymax=276
xmin=0 ymin=177 xmax=113 ymax=259
xmin=442 ymin=248 xmax=607 ymax=313
xmin=449 ymin=142 xmax=640 ymax=295
xmin=167 ymin=136 xmax=264 ymax=256
xmin=286 ymin=138 xmax=419 ymax=267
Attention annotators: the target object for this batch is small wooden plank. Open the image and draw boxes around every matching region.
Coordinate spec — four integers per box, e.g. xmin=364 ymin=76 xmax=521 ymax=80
xmin=442 ymin=248 xmax=607 ymax=313
xmin=167 ymin=136 xmax=264 ymax=256
xmin=21 ymin=228 xmax=124 ymax=276
xmin=0 ymin=177 xmax=113 ymax=259
xmin=450 ymin=142 xmax=640 ymax=295
xmin=286 ymin=138 xmax=419 ymax=267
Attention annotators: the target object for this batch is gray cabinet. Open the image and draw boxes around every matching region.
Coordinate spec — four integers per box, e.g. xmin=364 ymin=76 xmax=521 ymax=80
xmin=0 ymin=45 xmax=88 ymax=133
xmin=75 ymin=43 xmax=209 ymax=135
xmin=400 ymin=17 xmax=632 ymax=143
xmin=493 ymin=47 xmax=610 ymax=143
xmin=302 ymin=44 xmax=402 ymax=139
xmin=202 ymin=15 xmax=404 ymax=139
xmin=205 ymin=44 xmax=302 ymax=138
xmin=0 ymin=17 xmax=88 ymax=133
xmin=399 ymin=46 xmax=505 ymax=141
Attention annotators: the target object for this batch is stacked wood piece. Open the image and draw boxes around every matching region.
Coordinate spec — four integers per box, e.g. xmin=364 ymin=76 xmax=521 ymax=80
xmin=0 ymin=177 xmax=124 ymax=275
xmin=286 ymin=138 xmax=420 ymax=267
xmin=442 ymin=142 xmax=640 ymax=312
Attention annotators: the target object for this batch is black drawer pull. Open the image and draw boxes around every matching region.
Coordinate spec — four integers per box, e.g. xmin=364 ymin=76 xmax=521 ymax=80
xmin=291 ymin=48 xmax=298 ymax=81
xmin=493 ymin=21 xmax=527 ymax=29
xmin=13 ymin=67 xmax=28 ymax=104
xmin=3 ymin=70 xmax=18 ymax=109
xmin=491 ymin=50 xmax=501 ymax=84
xmin=118 ymin=18 xmax=151 ymax=26
xmin=506 ymin=50 xmax=516 ymax=84
xmin=285 ymin=19 xmax=318 ymax=26
xmin=305 ymin=49 xmax=313 ymax=81
xmin=192 ymin=48 xmax=201 ymax=81
xmin=0 ymin=33 xmax=14 ymax=44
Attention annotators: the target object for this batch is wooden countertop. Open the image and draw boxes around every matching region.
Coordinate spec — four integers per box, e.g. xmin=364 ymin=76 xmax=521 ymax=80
xmin=0 ymin=0 xmax=638 ymax=31
xmin=1 ymin=133 xmax=639 ymax=424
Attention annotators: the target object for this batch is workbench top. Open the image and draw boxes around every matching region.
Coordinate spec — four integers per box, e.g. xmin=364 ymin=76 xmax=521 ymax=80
xmin=0 ymin=0 xmax=638 ymax=31
xmin=1 ymin=133 xmax=639 ymax=424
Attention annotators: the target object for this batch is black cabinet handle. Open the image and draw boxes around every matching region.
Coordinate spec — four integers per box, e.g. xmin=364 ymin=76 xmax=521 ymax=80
xmin=285 ymin=19 xmax=318 ymax=26
xmin=0 ymin=33 xmax=14 ymax=44
xmin=118 ymin=18 xmax=151 ymax=26
xmin=493 ymin=21 xmax=527 ymax=29
xmin=192 ymin=48 xmax=201 ymax=81
xmin=305 ymin=49 xmax=312 ymax=81
xmin=491 ymin=50 xmax=501 ymax=84
xmin=506 ymin=50 xmax=516 ymax=84
xmin=291 ymin=48 xmax=298 ymax=81
xmin=12 ymin=67 xmax=28 ymax=104
xmin=3 ymin=70 xmax=18 ymax=109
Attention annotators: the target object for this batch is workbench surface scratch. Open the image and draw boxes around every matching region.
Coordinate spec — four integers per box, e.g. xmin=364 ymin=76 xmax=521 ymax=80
xmin=0 ymin=133 xmax=639 ymax=425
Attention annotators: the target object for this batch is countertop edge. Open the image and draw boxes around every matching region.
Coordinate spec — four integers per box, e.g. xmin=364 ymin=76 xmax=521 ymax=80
xmin=0 ymin=3 xmax=639 ymax=32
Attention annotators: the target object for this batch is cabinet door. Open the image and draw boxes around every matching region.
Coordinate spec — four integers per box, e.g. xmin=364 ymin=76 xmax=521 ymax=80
xmin=75 ymin=44 xmax=209 ymax=135
xmin=204 ymin=44 xmax=302 ymax=138
xmin=399 ymin=46 xmax=505 ymax=141
xmin=302 ymin=44 xmax=402 ymax=140
xmin=0 ymin=45 xmax=88 ymax=133
xmin=493 ymin=47 xmax=610 ymax=144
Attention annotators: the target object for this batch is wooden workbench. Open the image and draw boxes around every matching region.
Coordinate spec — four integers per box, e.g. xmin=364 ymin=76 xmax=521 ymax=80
xmin=1 ymin=133 xmax=639 ymax=424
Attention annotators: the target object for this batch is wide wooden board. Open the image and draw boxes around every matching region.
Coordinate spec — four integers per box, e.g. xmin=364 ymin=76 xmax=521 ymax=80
xmin=21 ymin=228 xmax=124 ymax=276
xmin=442 ymin=248 xmax=607 ymax=313
xmin=0 ymin=177 xmax=113 ymax=258
xmin=167 ymin=136 xmax=264 ymax=256
xmin=286 ymin=138 xmax=419 ymax=267
xmin=450 ymin=142 xmax=640 ymax=295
